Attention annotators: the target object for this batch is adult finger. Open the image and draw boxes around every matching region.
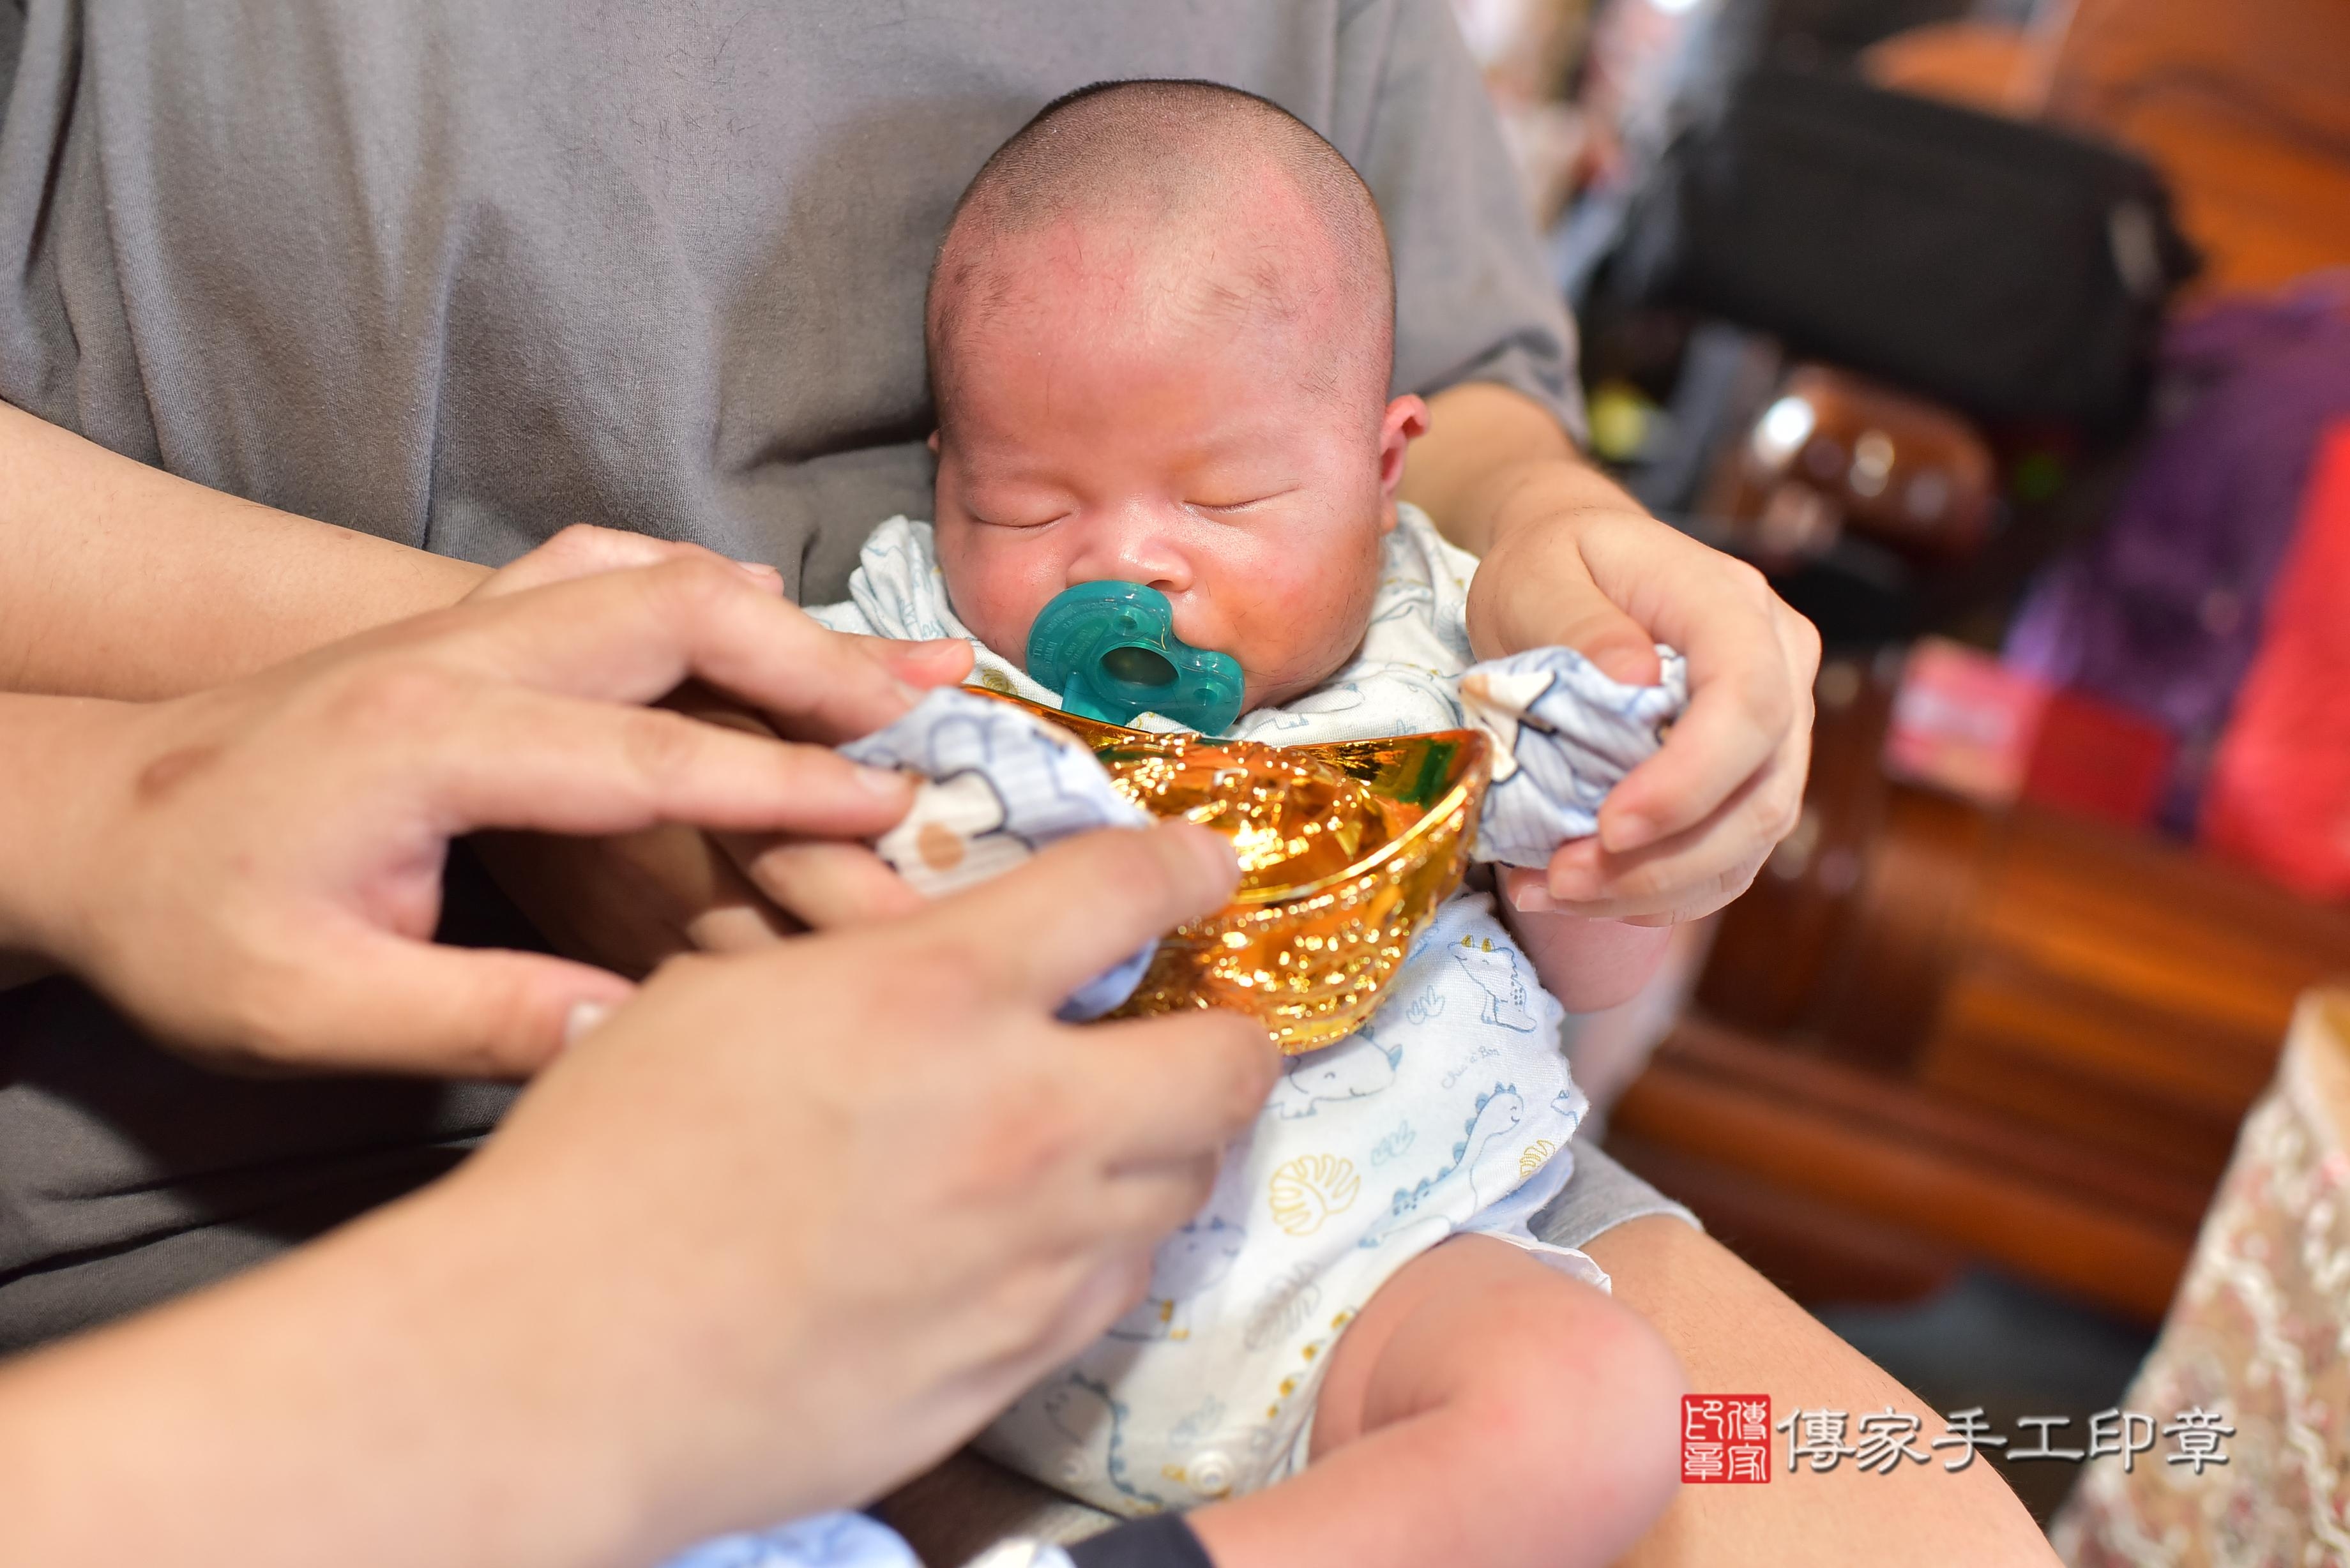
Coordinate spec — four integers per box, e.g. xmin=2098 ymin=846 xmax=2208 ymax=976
xmin=864 ymin=635 xmax=978 ymax=691
xmin=1059 ymin=1159 xmax=1227 ymax=1274
xmin=723 ymin=836 xmax=929 ymax=930
xmin=397 ymin=679 xmax=916 ymax=841
xmin=916 ymin=821 xmax=1239 ymax=1012
xmin=1535 ymin=848 xmax=1765 ymax=924
xmin=263 ymin=929 xmax=637 ymax=1078
xmin=1065 ymin=1007 xmax=1280 ymax=1168
xmin=471 ymin=524 xmax=783 ymax=600
xmin=1619 ymin=863 xmax=1763 ymax=926
xmin=973 ymin=1249 xmax=1166 ymax=1393
xmin=1529 ymin=578 xmax=1661 ymax=688
xmin=1582 ymin=535 xmax=1814 ymax=853
xmin=418 ymin=557 xmax=922 ymax=743
xmin=1538 ymin=727 xmax=1805 ymax=919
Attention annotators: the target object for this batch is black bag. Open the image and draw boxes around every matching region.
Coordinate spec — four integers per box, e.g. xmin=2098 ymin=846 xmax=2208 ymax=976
xmin=1605 ymin=65 xmax=2199 ymax=432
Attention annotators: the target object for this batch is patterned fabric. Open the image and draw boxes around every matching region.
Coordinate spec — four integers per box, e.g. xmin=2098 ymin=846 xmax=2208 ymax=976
xmin=2052 ymin=990 xmax=2350 ymax=1567
xmin=962 ymin=1544 xmax=1080 ymax=1568
xmin=971 ymin=892 xmax=1601 ymax=1516
xmin=801 ymin=506 xmax=1659 ymax=1517
xmin=1459 ymin=645 xmax=1687 ymax=867
xmin=660 ymin=1512 xmax=921 ymax=1568
xmin=838 ymin=688 xmax=1155 ymax=1020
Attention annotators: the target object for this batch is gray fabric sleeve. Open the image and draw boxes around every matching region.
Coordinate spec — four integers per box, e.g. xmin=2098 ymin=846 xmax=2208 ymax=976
xmin=0 ymin=4 xmax=24 ymax=129
xmin=1531 ymin=1142 xmax=1701 ymax=1251
xmin=1333 ymin=0 xmax=1589 ymax=444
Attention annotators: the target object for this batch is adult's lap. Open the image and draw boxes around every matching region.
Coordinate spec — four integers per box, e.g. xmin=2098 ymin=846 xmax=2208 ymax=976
xmin=0 ymin=845 xmax=527 ymax=1353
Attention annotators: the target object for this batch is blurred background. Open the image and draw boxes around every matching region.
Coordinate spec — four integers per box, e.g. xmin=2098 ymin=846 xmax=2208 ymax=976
xmin=1446 ymin=0 xmax=2350 ymax=1540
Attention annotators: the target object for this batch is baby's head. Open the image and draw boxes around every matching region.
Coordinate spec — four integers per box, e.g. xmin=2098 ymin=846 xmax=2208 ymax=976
xmin=926 ymin=80 xmax=1425 ymax=714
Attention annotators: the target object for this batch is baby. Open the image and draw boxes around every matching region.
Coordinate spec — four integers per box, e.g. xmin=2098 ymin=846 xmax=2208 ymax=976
xmin=810 ymin=81 xmax=1686 ymax=1568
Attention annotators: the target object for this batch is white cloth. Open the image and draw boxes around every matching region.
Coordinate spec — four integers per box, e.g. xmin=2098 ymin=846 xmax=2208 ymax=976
xmin=806 ymin=507 xmax=1668 ymax=1516
xmin=812 ymin=511 xmax=1685 ymax=868
xmin=659 ymin=1512 xmax=921 ymax=1568
xmin=1460 ymin=646 xmax=1687 ymax=868
xmin=838 ymin=688 xmax=1156 ymax=1020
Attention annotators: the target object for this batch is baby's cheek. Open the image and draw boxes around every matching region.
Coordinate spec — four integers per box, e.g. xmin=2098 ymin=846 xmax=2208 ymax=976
xmin=936 ymin=532 xmax=1048 ymax=667
xmin=1224 ymin=543 xmax=1383 ymax=697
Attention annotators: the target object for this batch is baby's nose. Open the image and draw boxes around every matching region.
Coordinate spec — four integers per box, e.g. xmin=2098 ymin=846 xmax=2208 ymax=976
xmin=1068 ymin=508 xmax=1192 ymax=594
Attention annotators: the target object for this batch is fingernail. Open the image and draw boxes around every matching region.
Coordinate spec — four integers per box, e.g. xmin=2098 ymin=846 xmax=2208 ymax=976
xmin=1548 ymin=867 xmax=1600 ymax=902
xmin=1596 ymin=650 xmax=1657 ymax=685
xmin=1508 ymin=877 xmax=1559 ymax=913
xmin=730 ymin=557 xmax=781 ymax=580
xmin=854 ymin=764 xmax=911 ymax=796
xmin=563 ymin=1000 xmax=612 ymax=1048
xmin=1602 ymin=813 xmax=1656 ymax=853
xmin=1171 ymin=819 xmax=1239 ymax=881
xmin=878 ymin=637 xmax=959 ymax=665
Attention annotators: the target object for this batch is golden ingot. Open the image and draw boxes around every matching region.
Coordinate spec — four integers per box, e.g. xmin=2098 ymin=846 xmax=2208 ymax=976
xmin=978 ymin=693 xmax=1491 ymax=1053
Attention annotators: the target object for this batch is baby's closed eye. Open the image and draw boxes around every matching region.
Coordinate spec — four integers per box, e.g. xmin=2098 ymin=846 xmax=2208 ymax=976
xmin=967 ymin=508 xmax=1070 ymax=529
xmin=1186 ymin=486 xmax=1300 ymax=516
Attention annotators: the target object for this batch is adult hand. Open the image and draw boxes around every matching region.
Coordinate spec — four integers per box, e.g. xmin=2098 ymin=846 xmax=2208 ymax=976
xmin=1406 ymin=383 xmax=1820 ymax=928
xmin=1478 ymin=499 xmax=1818 ymax=928
xmin=463 ymin=824 xmax=1271 ymax=1553
xmin=460 ymin=527 xmax=973 ymax=973
xmin=4 ymin=537 xmax=957 ymax=1078
xmin=0 ymin=824 xmax=1277 ymax=1568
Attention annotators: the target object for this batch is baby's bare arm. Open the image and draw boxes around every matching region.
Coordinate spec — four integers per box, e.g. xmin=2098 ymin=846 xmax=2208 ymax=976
xmin=1498 ymin=882 xmax=1674 ymax=1014
xmin=1187 ymin=1235 xmax=1685 ymax=1568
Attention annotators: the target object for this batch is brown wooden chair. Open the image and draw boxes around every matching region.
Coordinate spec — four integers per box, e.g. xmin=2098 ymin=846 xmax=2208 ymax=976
xmin=1606 ymin=658 xmax=2350 ymax=1322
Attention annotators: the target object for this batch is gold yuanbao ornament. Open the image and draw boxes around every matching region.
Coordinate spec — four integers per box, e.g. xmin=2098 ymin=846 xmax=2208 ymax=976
xmin=982 ymin=693 xmax=1492 ymax=1053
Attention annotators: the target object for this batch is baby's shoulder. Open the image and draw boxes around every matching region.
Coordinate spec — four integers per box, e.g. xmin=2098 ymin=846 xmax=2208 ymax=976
xmin=1387 ymin=502 xmax=1482 ymax=593
xmin=1363 ymin=504 xmax=1476 ymax=670
xmin=820 ymin=516 xmax=975 ymax=645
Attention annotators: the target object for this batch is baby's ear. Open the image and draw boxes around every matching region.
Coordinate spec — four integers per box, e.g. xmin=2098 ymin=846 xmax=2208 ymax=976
xmin=1376 ymin=396 xmax=1430 ymax=525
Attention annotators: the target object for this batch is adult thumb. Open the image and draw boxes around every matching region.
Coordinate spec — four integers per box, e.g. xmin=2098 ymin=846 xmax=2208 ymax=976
xmin=1474 ymin=531 xmax=1662 ymax=686
xmin=1548 ymin=588 xmax=1663 ymax=688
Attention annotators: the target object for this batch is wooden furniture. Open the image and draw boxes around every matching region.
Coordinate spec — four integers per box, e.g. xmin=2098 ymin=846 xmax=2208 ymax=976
xmin=1865 ymin=0 xmax=2350 ymax=298
xmin=1605 ymin=658 xmax=2350 ymax=1323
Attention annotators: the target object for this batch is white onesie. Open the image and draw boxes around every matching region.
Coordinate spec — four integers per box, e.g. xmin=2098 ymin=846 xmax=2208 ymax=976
xmin=808 ymin=506 xmax=1658 ymax=1515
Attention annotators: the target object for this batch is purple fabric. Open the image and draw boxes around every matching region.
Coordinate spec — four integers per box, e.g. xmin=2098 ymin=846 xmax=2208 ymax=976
xmin=2006 ymin=275 xmax=2350 ymax=828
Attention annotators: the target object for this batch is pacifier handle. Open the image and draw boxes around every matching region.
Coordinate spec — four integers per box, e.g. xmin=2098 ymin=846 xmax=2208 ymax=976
xmin=1026 ymin=581 xmax=1245 ymax=735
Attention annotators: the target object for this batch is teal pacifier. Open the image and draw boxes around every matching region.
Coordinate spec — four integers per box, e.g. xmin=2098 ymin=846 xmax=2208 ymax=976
xmin=1026 ymin=581 xmax=1245 ymax=735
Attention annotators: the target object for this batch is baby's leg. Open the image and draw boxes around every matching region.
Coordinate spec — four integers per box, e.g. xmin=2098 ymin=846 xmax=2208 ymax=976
xmin=1187 ymin=1235 xmax=1685 ymax=1568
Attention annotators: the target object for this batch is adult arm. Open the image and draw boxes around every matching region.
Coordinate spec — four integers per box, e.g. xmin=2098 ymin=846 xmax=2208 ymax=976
xmin=0 ymin=825 xmax=1276 ymax=1568
xmin=0 ymin=401 xmax=489 ymax=698
xmin=1340 ymin=1 xmax=1817 ymax=927
xmin=0 ymin=403 xmax=925 ymax=972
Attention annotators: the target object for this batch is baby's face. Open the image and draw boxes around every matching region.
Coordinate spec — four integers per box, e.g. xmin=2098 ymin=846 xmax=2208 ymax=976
xmin=930 ymin=248 xmax=1423 ymax=714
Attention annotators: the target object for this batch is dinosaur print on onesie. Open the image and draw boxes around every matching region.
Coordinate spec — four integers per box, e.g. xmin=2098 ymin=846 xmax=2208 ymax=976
xmin=974 ymin=896 xmax=1594 ymax=1516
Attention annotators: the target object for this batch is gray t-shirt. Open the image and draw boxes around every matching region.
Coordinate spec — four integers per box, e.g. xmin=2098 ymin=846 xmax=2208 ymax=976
xmin=0 ymin=0 xmax=1600 ymax=1350
xmin=0 ymin=0 xmax=1583 ymax=599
